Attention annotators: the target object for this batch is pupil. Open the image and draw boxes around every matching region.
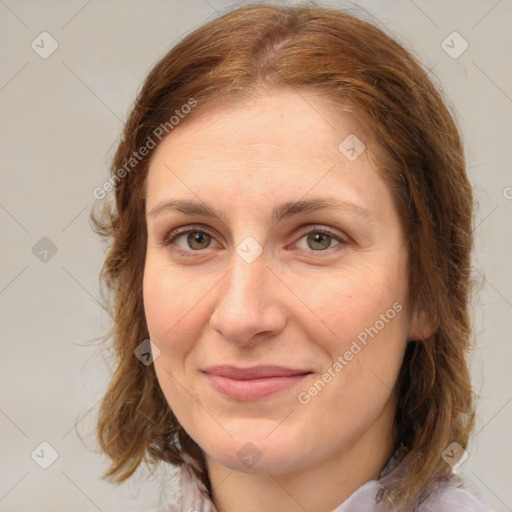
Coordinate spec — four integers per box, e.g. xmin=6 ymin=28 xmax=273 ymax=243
xmin=309 ymin=232 xmax=329 ymax=250
xmin=189 ymin=232 xmax=208 ymax=249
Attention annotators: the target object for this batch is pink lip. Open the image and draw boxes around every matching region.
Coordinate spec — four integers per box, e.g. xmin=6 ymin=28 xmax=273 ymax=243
xmin=202 ymin=365 xmax=312 ymax=400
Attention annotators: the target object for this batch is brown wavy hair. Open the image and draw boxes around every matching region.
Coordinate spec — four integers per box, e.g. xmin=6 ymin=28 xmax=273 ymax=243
xmin=91 ymin=3 xmax=476 ymax=509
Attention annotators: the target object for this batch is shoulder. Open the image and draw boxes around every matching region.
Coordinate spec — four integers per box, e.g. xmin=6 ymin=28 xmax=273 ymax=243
xmin=417 ymin=478 xmax=492 ymax=511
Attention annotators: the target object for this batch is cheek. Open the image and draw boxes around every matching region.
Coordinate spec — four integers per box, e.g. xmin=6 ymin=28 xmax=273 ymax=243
xmin=292 ymin=271 xmax=408 ymax=431
xmin=143 ymin=263 xmax=208 ymax=426
xmin=142 ymin=259 xmax=205 ymax=349
xmin=291 ymin=262 xmax=409 ymax=405
xmin=293 ymin=262 xmax=408 ymax=345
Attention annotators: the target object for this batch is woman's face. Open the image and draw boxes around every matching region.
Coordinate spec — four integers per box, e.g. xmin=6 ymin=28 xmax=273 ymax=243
xmin=143 ymin=89 xmax=424 ymax=475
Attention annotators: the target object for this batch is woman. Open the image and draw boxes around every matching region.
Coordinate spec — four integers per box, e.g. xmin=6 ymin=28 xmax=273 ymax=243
xmin=91 ymin=4 xmax=491 ymax=511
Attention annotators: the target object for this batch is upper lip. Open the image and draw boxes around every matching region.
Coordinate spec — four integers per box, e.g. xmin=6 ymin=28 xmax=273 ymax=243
xmin=202 ymin=365 xmax=312 ymax=380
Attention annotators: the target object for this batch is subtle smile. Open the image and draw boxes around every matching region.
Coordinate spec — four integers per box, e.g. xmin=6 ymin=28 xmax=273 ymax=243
xmin=202 ymin=365 xmax=313 ymax=401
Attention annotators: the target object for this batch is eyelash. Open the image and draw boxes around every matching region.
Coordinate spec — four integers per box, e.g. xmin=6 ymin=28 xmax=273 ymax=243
xmin=161 ymin=224 xmax=349 ymax=259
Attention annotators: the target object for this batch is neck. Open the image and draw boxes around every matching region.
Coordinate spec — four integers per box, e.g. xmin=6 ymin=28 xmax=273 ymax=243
xmin=205 ymin=398 xmax=397 ymax=512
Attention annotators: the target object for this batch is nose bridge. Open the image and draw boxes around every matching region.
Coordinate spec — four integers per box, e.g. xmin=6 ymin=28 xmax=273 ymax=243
xmin=220 ymin=250 xmax=268 ymax=321
xmin=218 ymin=218 xmax=269 ymax=313
xmin=210 ymin=246 xmax=285 ymax=346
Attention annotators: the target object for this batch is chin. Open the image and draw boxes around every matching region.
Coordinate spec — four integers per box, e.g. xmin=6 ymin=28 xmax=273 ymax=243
xmin=212 ymin=450 xmax=301 ymax=475
xmin=202 ymin=432 xmax=316 ymax=475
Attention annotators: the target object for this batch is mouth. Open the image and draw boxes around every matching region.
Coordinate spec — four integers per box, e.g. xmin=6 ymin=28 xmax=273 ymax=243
xmin=201 ymin=365 xmax=313 ymax=400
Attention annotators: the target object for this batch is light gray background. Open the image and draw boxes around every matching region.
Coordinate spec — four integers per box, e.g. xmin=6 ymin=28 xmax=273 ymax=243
xmin=1 ymin=0 xmax=511 ymax=511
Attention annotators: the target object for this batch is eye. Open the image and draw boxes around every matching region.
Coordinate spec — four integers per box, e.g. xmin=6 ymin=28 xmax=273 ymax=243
xmin=163 ymin=225 xmax=220 ymax=257
xmin=293 ymin=226 xmax=348 ymax=254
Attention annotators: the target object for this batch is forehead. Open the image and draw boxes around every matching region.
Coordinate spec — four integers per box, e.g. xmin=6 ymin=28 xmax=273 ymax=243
xmin=145 ymin=89 xmax=384 ymax=209
xmin=151 ymin=89 xmax=368 ymax=163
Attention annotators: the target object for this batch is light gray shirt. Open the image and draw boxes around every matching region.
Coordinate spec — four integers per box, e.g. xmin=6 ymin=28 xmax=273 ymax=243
xmin=148 ymin=454 xmax=492 ymax=512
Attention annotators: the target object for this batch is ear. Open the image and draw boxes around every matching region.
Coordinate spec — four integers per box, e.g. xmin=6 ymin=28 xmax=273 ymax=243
xmin=408 ymin=307 xmax=438 ymax=342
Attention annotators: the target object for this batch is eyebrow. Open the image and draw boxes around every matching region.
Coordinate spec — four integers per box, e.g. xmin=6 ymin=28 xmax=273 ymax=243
xmin=148 ymin=197 xmax=374 ymax=224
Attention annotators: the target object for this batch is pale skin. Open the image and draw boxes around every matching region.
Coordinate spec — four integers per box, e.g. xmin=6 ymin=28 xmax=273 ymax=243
xmin=143 ymin=89 xmax=431 ymax=512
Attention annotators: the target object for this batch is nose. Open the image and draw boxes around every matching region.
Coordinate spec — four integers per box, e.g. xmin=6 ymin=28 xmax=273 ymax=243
xmin=209 ymin=250 xmax=287 ymax=349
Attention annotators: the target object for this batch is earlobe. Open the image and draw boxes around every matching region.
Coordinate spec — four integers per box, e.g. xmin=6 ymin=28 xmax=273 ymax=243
xmin=408 ymin=308 xmax=438 ymax=342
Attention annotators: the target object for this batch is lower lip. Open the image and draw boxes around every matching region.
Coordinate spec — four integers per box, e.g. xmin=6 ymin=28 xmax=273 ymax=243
xmin=205 ymin=373 xmax=311 ymax=400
